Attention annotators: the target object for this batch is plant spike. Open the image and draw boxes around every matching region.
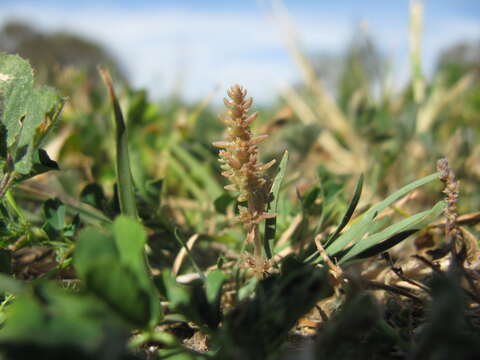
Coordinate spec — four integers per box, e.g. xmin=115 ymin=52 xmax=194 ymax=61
xmin=214 ymin=84 xmax=275 ymax=278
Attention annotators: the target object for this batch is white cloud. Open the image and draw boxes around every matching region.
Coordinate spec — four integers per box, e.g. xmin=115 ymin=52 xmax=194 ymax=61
xmin=0 ymin=3 xmax=478 ymax=104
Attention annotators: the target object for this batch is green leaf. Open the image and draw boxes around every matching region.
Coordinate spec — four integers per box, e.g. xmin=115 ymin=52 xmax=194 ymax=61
xmin=325 ymin=174 xmax=363 ymax=247
xmin=112 ymin=216 xmax=149 ymax=287
xmin=353 ymin=229 xmax=418 ymax=260
xmin=264 ymin=150 xmax=289 ymax=258
xmin=160 ymin=270 xmax=190 ymax=308
xmin=0 ymin=53 xmax=63 ymax=176
xmin=0 ymin=53 xmax=35 ymax=148
xmin=85 ymin=259 xmax=152 ymax=327
xmin=99 ymin=67 xmax=137 ymax=219
xmin=74 ymin=227 xmax=118 ymax=281
xmin=205 ymin=269 xmax=226 ymax=305
xmin=14 ymin=88 xmax=61 ymax=174
xmin=0 ymin=283 xmax=128 ymax=356
xmin=43 ymin=198 xmax=66 ymax=231
xmin=80 ymin=183 xmax=107 ymax=211
xmin=74 ymin=218 xmax=161 ymax=328
xmin=14 ymin=149 xmax=59 ymax=183
xmin=339 ymin=200 xmax=446 ymax=264
xmin=326 ymin=172 xmax=440 ymax=257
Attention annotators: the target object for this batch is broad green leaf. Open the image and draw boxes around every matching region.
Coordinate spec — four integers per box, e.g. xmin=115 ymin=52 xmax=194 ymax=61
xmin=0 ymin=53 xmax=63 ymax=176
xmin=75 ymin=222 xmax=160 ymax=328
xmin=326 ymin=172 xmax=439 ymax=256
xmin=112 ymin=216 xmax=158 ymax=299
xmin=74 ymin=227 xmax=118 ymax=280
xmin=14 ymin=88 xmax=60 ymax=174
xmin=205 ymin=269 xmax=226 ymax=305
xmin=0 ymin=53 xmax=34 ymax=148
xmin=112 ymin=216 xmax=161 ymax=326
xmin=113 ymin=215 xmax=147 ymax=276
xmin=160 ymin=271 xmax=190 ymax=308
xmin=85 ymin=260 xmax=152 ymax=327
xmin=0 ymin=284 xmax=127 ymax=354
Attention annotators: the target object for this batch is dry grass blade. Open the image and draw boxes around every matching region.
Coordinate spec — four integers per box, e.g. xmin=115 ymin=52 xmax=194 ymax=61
xmin=416 ymin=72 xmax=476 ymax=133
xmin=270 ymin=0 xmax=367 ymax=170
xmin=409 ymin=0 xmax=425 ymax=103
xmin=172 ymin=234 xmax=200 ymax=276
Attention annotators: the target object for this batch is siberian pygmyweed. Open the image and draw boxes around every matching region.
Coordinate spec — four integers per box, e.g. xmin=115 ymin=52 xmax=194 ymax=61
xmin=213 ymin=85 xmax=275 ymax=278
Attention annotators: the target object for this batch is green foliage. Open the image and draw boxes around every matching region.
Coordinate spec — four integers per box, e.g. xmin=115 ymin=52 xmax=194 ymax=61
xmin=264 ymin=150 xmax=289 ymax=258
xmin=0 ymin=52 xmax=63 ymax=195
xmin=74 ymin=216 xmax=160 ymax=329
xmin=0 ymin=278 xmax=129 ymax=359
xmin=324 ymin=173 xmax=442 ymax=260
xmin=156 ymin=269 xmax=226 ymax=331
xmin=99 ymin=68 xmax=138 ymax=219
xmin=0 ymin=15 xmax=479 ymax=359
xmin=219 ymin=257 xmax=333 ymax=359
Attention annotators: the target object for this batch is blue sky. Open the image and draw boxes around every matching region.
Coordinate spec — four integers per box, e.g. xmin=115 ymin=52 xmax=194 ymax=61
xmin=1 ymin=1 xmax=479 ymax=103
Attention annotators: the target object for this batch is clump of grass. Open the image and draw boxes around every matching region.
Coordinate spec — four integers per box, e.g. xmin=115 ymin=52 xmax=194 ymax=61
xmin=213 ymin=84 xmax=275 ymax=277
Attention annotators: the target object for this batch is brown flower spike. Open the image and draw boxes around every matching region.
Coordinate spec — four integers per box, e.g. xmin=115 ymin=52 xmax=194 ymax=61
xmin=437 ymin=158 xmax=463 ymax=254
xmin=213 ymin=85 xmax=275 ymax=277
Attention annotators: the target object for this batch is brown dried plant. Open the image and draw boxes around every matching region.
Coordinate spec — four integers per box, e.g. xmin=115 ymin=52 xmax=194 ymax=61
xmin=437 ymin=158 xmax=462 ymax=251
xmin=213 ymin=84 xmax=275 ymax=277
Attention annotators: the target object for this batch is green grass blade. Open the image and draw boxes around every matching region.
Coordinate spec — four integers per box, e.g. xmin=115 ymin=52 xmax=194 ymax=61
xmin=352 ymin=229 xmax=418 ymax=260
xmin=324 ymin=174 xmax=363 ymax=247
xmin=326 ymin=172 xmax=439 ymax=257
xmin=305 ymin=174 xmax=363 ymax=263
xmin=264 ymin=150 xmax=289 ymax=259
xmin=339 ymin=200 xmax=445 ymax=264
xmin=99 ymin=67 xmax=138 ymax=219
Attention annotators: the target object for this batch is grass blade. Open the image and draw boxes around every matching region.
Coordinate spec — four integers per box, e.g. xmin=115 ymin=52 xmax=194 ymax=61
xmin=324 ymin=174 xmax=363 ymax=248
xmin=326 ymin=172 xmax=440 ymax=257
xmin=304 ymin=174 xmax=363 ymax=264
xmin=99 ymin=67 xmax=138 ymax=219
xmin=339 ymin=200 xmax=445 ymax=264
xmin=264 ymin=150 xmax=289 ymax=258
